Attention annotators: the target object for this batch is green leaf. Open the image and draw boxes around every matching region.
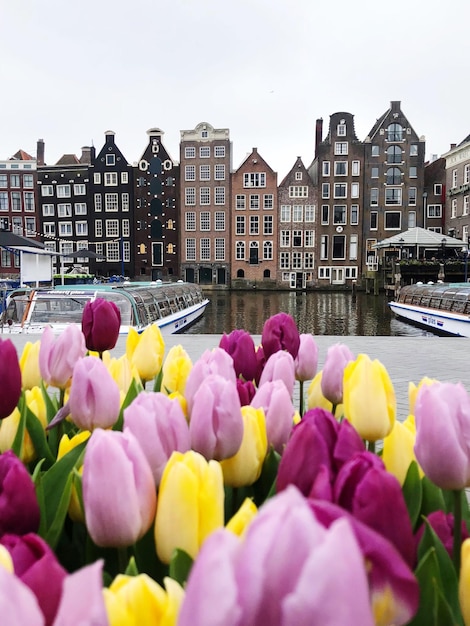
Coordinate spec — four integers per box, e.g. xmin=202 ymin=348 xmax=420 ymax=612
xmin=169 ymin=548 xmax=193 ymax=586
xmin=402 ymin=461 xmax=423 ymax=530
xmin=420 ymin=475 xmax=446 ymax=517
xmin=11 ymin=391 xmax=27 ymax=459
xmin=41 ymin=381 xmax=59 ymax=424
xmin=114 ymin=378 xmax=143 ymax=431
xmin=44 ymin=472 xmax=73 ymax=549
xmin=133 ymin=525 xmax=167 ymax=583
xmin=408 ymin=547 xmax=442 ymax=626
xmin=25 ymin=406 xmax=55 ymax=466
xmin=153 ymin=368 xmax=163 ymax=393
xmin=252 ymin=447 xmax=280 ymax=506
xmin=125 ymin=556 xmax=139 ymax=576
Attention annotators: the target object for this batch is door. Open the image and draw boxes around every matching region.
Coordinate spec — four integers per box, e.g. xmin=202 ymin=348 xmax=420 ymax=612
xmin=290 ymin=273 xmax=296 ymax=289
xmin=332 ymin=268 xmax=345 ymax=284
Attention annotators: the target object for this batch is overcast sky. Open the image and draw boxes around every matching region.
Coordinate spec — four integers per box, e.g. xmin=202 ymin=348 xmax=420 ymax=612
xmin=1 ymin=0 xmax=469 ymax=179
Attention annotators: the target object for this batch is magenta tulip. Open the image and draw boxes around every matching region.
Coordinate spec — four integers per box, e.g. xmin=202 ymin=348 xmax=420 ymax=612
xmin=1 ymin=532 xmax=67 ymax=626
xmin=0 ymin=450 xmax=40 ymax=536
xmin=414 ymin=381 xmax=470 ymax=490
xmin=68 ymin=356 xmax=121 ymax=431
xmin=39 ymin=325 xmax=86 ymax=388
xmin=82 ymin=297 xmax=121 ymax=353
xmin=258 ymin=350 xmax=296 ymax=397
xmin=236 ymin=378 xmax=256 ymax=406
xmin=295 ymin=333 xmax=319 ymax=382
xmin=415 ymin=510 xmax=469 ymax=559
xmin=261 ymin=312 xmax=300 ymax=361
xmin=321 ymin=343 xmax=354 ymax=406
xmin=189 ymin=374 xmax=243 ymax=461
xmin=185 ymin=348 xmax=236 ymax=414
xmin=123 ymin=391 xmax=190 ymax=485
xmin=254 ymin=344 xmax=266 ymax=386
xmin=219 ymin=329 xmax=258 ymax=382
xmin=82 ymin=428 xmax=157 ymax=547
xmin=251 ymin=380 xmax=296 ymax=453
xmin=0 ymin=338 xmax=22 ymax=419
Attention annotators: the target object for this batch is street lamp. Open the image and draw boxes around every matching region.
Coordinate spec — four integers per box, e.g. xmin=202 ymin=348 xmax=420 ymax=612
xmin=399 ymin=237 xmax=405 ymax=260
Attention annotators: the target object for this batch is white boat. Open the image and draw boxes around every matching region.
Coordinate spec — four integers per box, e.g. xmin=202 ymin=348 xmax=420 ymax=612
xmin=389 ymin=283 xmax=470 ymax=337
xmin=1 ymin=281 xmax=209 ymax=336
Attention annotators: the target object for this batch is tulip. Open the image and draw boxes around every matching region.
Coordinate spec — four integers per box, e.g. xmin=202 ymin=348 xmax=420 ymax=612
xmin=219 ymin=329 xmax=258 ymax=381
xmin=123 ymin=391 xmax=190 ymax=485
xmin=236 ymin=378 xmax=256 ymax=406
xmin=251 ymin=380 xmax=295 ymax=453
xmin=185 ymin=348 xmax=236 ymax=414
xmin=39 ymin=324 xmax=86 ymax=389
xmin=343 ymin=353 xmax=396 ymax=442
xmin=414 ymin=381 xmax=470 ymax=491
xmin=19 ymin=340 xmax=42 ymax=390
xmin=408 ymin=376 xmax=435 ymax=416
xmin=83 ymin=428 xmax=157 ymax=547
xmin=258 ymin=350 xmax=296 ymax=397
xmin=68 ymin=356 xmax=121 ymax=431
xmin=0 ymin=450 xmax=40 ymax=536
xmin=105 ymin=352 xmax=141 ymax=395
xmin=254 ymin=344 xmax=266 ymax=386
xmin=0 ymin=544 xmax=13 ymax=572
xmin=1 ymin=532 xmax=67 ymax=626
xmin=415 ymin=510 xmax=469 ymax=559
xmin=155 ymin=450 xmax=224 ymax=564
xmin=0 ymin=565 xmax=44 ymax=625
xmin=307 ymin=371 xmax=342 ymax=416
xmin=126 ymin=325 xmax=165 ymax=384
xmin=0 ymin=338 xmax=22 ymax=419
xmin=320 ymin=343 xmax=354 ymax=406
xmin=382 ymin=415 xmax=422 ymax=486
xmin=104 ymin=573 xmax=184 ymax=626
xmin=82 ymin=297 xmax=121 ymax=353
xmin=294 ymin=333 xmax=319 ymax=382
xmin=460 ymin=538 xmax=470 ymax=626
xmin=189 ymin=374 xmax=243 ymax=461
xmin=220 ymin=406 xmax=267 ymax=487
xmin=225 ymin=498 xmax=258 ymax=536
xmin=161 ymin=344 xmax=192 ymax=396
xmin=261 ymin=312 xmax=300 ymax=361
xmin=57 ymin=431 xmax=91 ymax=523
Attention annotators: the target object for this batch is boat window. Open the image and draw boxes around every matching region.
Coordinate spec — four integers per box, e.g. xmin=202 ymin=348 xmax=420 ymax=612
xmin=30 ymin=295 xmax=91 ymax=324
xmin=99 ymin=293 xmax=134 ymax=326
xmin=440 ymin=298 xmax=453 ymax=310
xmin=430 ymin=297 xmax=442 ymax=308
xmin=452 ymin=300 xmax=466 ymax=313
xmin=420 ymin=297 xmax=431 ymax=307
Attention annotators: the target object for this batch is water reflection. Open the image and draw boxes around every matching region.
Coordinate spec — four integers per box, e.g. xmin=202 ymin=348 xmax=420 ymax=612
xmin=187 ymin=291 xmax=434 ymax=336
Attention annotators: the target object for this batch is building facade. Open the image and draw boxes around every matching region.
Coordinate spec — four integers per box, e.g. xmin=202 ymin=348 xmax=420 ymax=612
xmin=424 ymin=156 xmax=446 ymax=235
xmin=442 ymin=134 xmax=470 ymax=245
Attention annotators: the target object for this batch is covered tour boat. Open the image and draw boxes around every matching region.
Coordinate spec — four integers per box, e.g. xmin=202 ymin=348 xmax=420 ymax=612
xmin=389 ymin=283 xmax=470 ymax=337
xmin=1 ymin=281 xmax=209 ymax=336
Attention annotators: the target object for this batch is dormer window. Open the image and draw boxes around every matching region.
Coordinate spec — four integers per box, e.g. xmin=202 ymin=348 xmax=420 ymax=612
xmin=337 ymin=122 xmax=346 ymax=136
xmin=106 ymin=154 xmax=115 ymax=166
xmin=201 ymin=130 xmax=208 ymax=138
xmin=387 ymin=123 xmax=403 ymax=142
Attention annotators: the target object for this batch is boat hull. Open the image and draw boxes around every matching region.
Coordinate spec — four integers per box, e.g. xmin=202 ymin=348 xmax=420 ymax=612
xmin=389 ymin=301 xmax=470 ymax=337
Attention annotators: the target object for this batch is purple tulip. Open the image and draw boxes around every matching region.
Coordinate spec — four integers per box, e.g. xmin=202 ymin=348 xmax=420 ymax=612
xmin=334 ymin=451 xmax=416 ymax=568
xmin=185 ymin=348 xmax=236 ymax=414
xmin=0 ymin=564 xmax=44 ymax=625
xmin=82 ymin=428 xmax=157 ymax=547
xmin=68 ymin=356 xmax=121 ymax=431
xmin=251 ymin=380 xmax=296 ymax=453
xmin=276 ymin=408 xmax=364 ymax=497
xmin=415 ymin=510 xmax=469 ymax=559
xmin=414 ymin=381 xmax=470 ymax=490
xmin=39 ymin=324 xmax=86 ymax=388
xmin=254 ymin=345 xmax=266 ymax=386
xmin=124 ymin=391 xmax=190 ymax=485
xmin=219 ymin=329 xmax=258 ymax=382
xmin=0 ymin=338 xmax=22 ymax=419
xmin=1 ymin=532 xmax=67 ymax=626
xmin=321 ymin=343 xmax=354 ymax=406
xmin=82 ymin=297 xmax=121 ymax=353
xmin=189 ymin=374 xmax=243 ymax=461
xmin=258 ymin=350 xmax=296 ymax=397
xmin=261 ymin=312 xmax=300 ymax=361
xmin=236 ymin=378 xmax=256 ymax=406
xmin=294 ymin=333 xmax=319 ymax=382
xmin=0 ymin=450 xmax=40 ymax=536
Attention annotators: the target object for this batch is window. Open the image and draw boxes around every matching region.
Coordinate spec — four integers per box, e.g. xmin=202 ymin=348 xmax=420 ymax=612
xmin=121 ymin=172 xmax=128 ymax=184
xmin=0 ymin=174 xmax=7 ymax=188
xmin=56 ymin=184 xmax=70 ymax=198
xmin=11 ymin=192 xmax=21 ymax=211
xmin=95 ymin=220 xmax=103 ymax=237
xmin=408 ymin=211 xmax=416 ymax=228
xmin=386 ymin=167 xmax=402 ymax=185
xmin=244 ymin=173 xmax=266 ymax=188
xmin=280 ymin=252 xmax=290 ymax=269
xmin=387 ymin=123 xmax=403 ymax=141
xmin=122 ymin=193 xmax=129 ymax=211
xmin=434 ymin=184 xmax=442 ymax=196
xmin=185 ymin=188 xmax=196 ymax=205
xmin=305 ymin=231 xmax=314 ymax=247
xmin=332 ymin=235 xmax=345 ymax=259
xmin=320 ymin=235 xmax=328 ymax=260
xmin=371 ymin=145 xmax=380 ymax=156
xmin=387 ymin=146 xmax=402 ymax=164
xmin=334 ymin=161 xmax=347 ymax=176
xmin=12 ymin=217 xmax=22 ymax=234
xmin=452 ymin=169 xmax=458 ymax=188
xmin=236 ymin=241 xmax=245 ymax=260
xmin=42 ymin=184 xmax=54 ymax=196
xmin=295 ymin=171 xmax=302 ymax=181
xmin=215 ymin=187 xmax=225 ymax=205
xmin=44 ymin=223 xmax=56 ymax=236
xmin=199 ymin=147 xmax=210 ymax=158
xmin=106 ymin=154 xmax=115 ymax=166
xmin=293 ymin=205 xmax=303 ymax=222
xmin=185 ymin=212 xmax=196 ymax=230
xmin=289 ymin=186 xmax=308 ymax=198
xmin=200 ymin=238 xmax=210 ymax=260
xmin=333 ymin=204 xmax=347 ymax=225
xmin=106 ymin=242 xmax=120 ymax=262
xmin=465 ymin=164 xmax=470 ymax=184
xmin=42 ymin=204 xmax=54 ymax=216
xmin=293 ymin=230 xmax=302 ymax=247
xmin=236 ymin=215 xmax=245 ymax=235
xmin=24 ymin=192 xmax=35 ymax=211
xmin=58 ymin=203 xmax=72 ymax=217
xmin=185 ymin=165 xmax=196 ymax=181
xmin=464 ymin=196 xmax=469 ymax=216
xmin=322 ymin=161 xmax=330 ymax=176
xmin=322 ymin=183 xmax=330 ymax=199
xmin=304 ymin=252 xmax=314 ymax=269
xmin=263 ymin=194 xmax=273 ymax=209
xmin=25 ymin=217 xmax=36 ymax=236
xmin=337 ymin=123 xmax=346 ymax=136
xmin=74 ymin=184 xmax=86 ymax=195
xmin=215 ymin=164 xmax=225 ymax=180
xmin=385 ymin=212 xmax=401 ymax=229
xmin=321 ymin=205 xmax=329 ymax=224
xmin=199 ymin=165 xmax=210 ymax=181
xmin=351 ymin=183 xmax=359 ymax=198
xmin=10 ymin=174 xmax=20 ymax=188
xmin=292 ymin=252 xmax=302 ymax=269
xmin=280 ymin=205 xmax=291 ymax=222
xmin=75 ymin=221 xmax=88 ymax=236
xmin=334 ymin=183 xmax=347 ymax=198
xmin=305 ymin=205 xmax=315 ymax=222
xmin=106 ymin=220 xmax=119 ymax=237
xmin=185 ymin=147 xmax=196 ymax=159
xmin=200 ymin=187 xmax=210 ymax=205
xmin=60 ymin=241 xmax=73 ymax=259
xmin=334 ymin=142 xmax=348 ymax=155
xmin=214 ymin=146 xmax=225 ymax=157
xmin=370 ymin=188 xmax=379 ymax=206
xmin=186 ymin=238 xmax=196 ymax=260
xmin=351 ymin=205 xmax=359 ymax=225
xmin=408 ymin=188 xmax=417 ymax=206
xmin=236 ymin=195 xmax=246 ymax=210
xmin=215 ymin=211 xmax=225 ymax=230
xmin=280 ymin=230 xmax=290 ymax=247
xmin=263 ymin=241 xmax=273 ymax=260
xmin=451 ymin=198 xmax=457 ymax=218
xmin=263 ymin=215 xmax=273 ymax=235
xmin=0 ymin=192 xmax=8 ymax=211
xmin=385 ymin=188 xmax=402 ymax=205
xmin=371 ymin=167 xmax=379 ymax=178
xmin=105 ymin=193 xmax=118 ymax=211
xmin=94 ymin=194 xmax=102 ymax=212
xmin=370 ymin=212 xmax=378 ymax=230
xmin=428 ymin=204 xmax=442 ymax=218
xmin=250 ymin=215 xmax=259 ymax=235
xmin=352 ymin=161 xmax=360 ymax=176
xmin=409 ymin=166 xmax=417 ymax=178
xmin=410 ymin=144 xmax=418 ymax=156
xmin=200 ymin=212 xmax=210 ymax=230
xmin=59 ymin=222 xmax=72 ymax=236
xmin=94 ymin=173 xmax=101 ymax=184
xmin=23 ymin=174 xmax=34 ymax=188
xmin=250 ymin=195 xmax=260 ymax=210
xmin=211 ymin=237 xmax=225 ymax=262
xmin=104 ymin=173 xmax=118 ymax=186
xmin=349 ymin=234 xmax=358 ymax=260
xmin=122 ymin=219 xmax=130 ymax=237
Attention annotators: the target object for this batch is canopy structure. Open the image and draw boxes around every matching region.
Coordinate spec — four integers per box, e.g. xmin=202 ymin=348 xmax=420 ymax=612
xmin=373 ymin=227 xmax=467 ymax=259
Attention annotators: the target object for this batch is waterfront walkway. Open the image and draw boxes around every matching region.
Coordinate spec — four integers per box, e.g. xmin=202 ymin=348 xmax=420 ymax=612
xmin=5 ymin=331 xmax=470 ymax=420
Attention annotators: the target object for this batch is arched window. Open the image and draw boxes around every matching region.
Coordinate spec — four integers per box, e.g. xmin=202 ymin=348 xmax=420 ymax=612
xmin=263 ymin=269 xmax=271 ymax=278
xmin=263 ymin=241 xmax=273 ymax=260
xmin=237 ymin=269 xmax=245 ymax=278
xmin=387 ymin=123 xmax=403 ymax=141
xmin=386 ymin=167 xmax=402 ymax=185
xmin=236 ymin=241 xmax=245 ymax=260
xmin=387 ymin=146 xmax=402 ymax=164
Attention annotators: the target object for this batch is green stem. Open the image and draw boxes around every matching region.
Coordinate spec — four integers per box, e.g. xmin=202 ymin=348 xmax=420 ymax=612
xmin=118 ymin=546 xmax=129 ymax=573
xmin=59 ymin=388 xmax=65 ymax=409
xmin=332 ymin=403 xmax=337 ymax=419
xmin=299 ymin=381 xmax=304 ymax=417
xmin=368 ymin=440 xmax=376 ymax=454
xmin=453 ymin=489 xmax=462 ymax=573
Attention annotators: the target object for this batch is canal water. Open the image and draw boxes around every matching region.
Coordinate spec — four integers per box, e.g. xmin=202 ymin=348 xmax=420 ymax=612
xmin=187 ymin=290 xmax=434 ymax=337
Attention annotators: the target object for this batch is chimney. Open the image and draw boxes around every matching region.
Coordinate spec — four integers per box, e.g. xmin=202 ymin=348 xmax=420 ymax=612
xmin=36 ymin=139 xmax=45 ymax=166
xmin=451 ymin=143 xmax=457 ymax=150
xmin=80 ymin=146 xmax=95 ymax=165
xmin=315 ymin=119 xmax=323 ymax=157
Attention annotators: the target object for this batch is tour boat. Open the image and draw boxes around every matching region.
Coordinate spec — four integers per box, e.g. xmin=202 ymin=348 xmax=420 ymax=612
xmin=1 ymin=281 xmax=209 ymax=336
xmin=389 ymin=283 xmax=470 ymax=337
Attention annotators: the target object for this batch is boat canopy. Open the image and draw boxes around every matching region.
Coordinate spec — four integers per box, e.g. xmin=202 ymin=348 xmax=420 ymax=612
xmin=398 ymin=283 xmax=470 ymax=315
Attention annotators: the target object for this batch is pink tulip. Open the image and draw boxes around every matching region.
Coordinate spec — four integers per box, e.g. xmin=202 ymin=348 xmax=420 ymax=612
xmin=123 ymin=391 xmax=190 ymax=485
xmin=261 ymin=312 xmax=300 ymax=361
xmin=294 ymin=333 xmax=319 ymax=382
xmin=0 ymin=450 xmax=40 ymax=536
xmin=251 ymin=380 xmax=295 ymax=453
xmin=185 ymin=348 xmax=236 ymax=414
xmin=39 ymin=325 xmax=86 ymax=388
xmin=82 ymin=297 xmax=121 ymax=353
xmin=68 ymin=356 xmax=121 ymax=431
xmin=219 ymin=329 xmax=258 ymax=382
xmin=0 ymin=338 xmax=22 ymax=419
xmin=321 ymin=343 xmax=354 ymax=405
xmin=258 ymin=350 xmax=296 ymax=397
xmin=0 ymin=565 xmax=44 ymax=625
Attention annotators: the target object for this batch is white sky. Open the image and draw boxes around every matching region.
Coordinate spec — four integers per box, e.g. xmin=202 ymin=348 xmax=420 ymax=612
xmin=1 ymin=0 xmax=469 ymax=180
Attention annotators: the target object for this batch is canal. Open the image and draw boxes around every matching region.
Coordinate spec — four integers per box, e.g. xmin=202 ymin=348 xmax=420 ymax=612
xmin=187 ymin=290 xmax=434 ymax=337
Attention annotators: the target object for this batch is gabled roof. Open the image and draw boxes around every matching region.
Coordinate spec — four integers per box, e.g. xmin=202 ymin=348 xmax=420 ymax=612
xmin=10 ymin=149 xmax=34 ymax=161
xmin=279 ymin=156 xmax=307 ymax=187
xmin=0 ymin=232 xmax=44 ymax=249
xmin=235 ymin=147 xmax=276 ymax=174
xmin=458 ymin=133 xmax=470 ymax=147
xmin=56 ymin=154 xmax=80 ymax=165
xmin=374 ymin=227 xmax=466 ymax=249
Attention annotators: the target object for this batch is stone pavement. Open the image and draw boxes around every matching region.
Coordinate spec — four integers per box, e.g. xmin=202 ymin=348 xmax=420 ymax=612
xmin=4 ymin=331 xmax=470 ymax=422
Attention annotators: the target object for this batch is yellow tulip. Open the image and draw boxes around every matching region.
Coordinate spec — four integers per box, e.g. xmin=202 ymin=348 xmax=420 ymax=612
xmin=155 ymin=450 xmax=224 ymax=564
xmin=104 ymin=574 xmax=184 ymax=626
xmin=343 ymin=353 xmax=396 ymax=442
xmin=161 ymin=345 xmax=192 ymax=396
xmin=220 ymin=406 xmax=267 ymax=487
xmin=0 ymin=545 xmax=13 ymax=573
xmin=126 ymin=325 xmax=165 ymax=384
xmin=168 ymin=391 xmax=188 ymax=420
xmin=460 ymin=539 xmax=470 ymax=626
xmin=307 ymin=372 xmax=343 ymax=418
xmin=226 ymin=497 xmax=257 ymax=536
xmin=19 ymin=340 xmax=42 ymax=390
xmin=107 ymin=353 xmax=141 ymax=394
xmin=382 ymin=415 xmax=423 ymax=486
xmin=408 ymin=376 xmax=436 ymax=416
xmin=57 ymin=431 xmax=91 ymax=522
